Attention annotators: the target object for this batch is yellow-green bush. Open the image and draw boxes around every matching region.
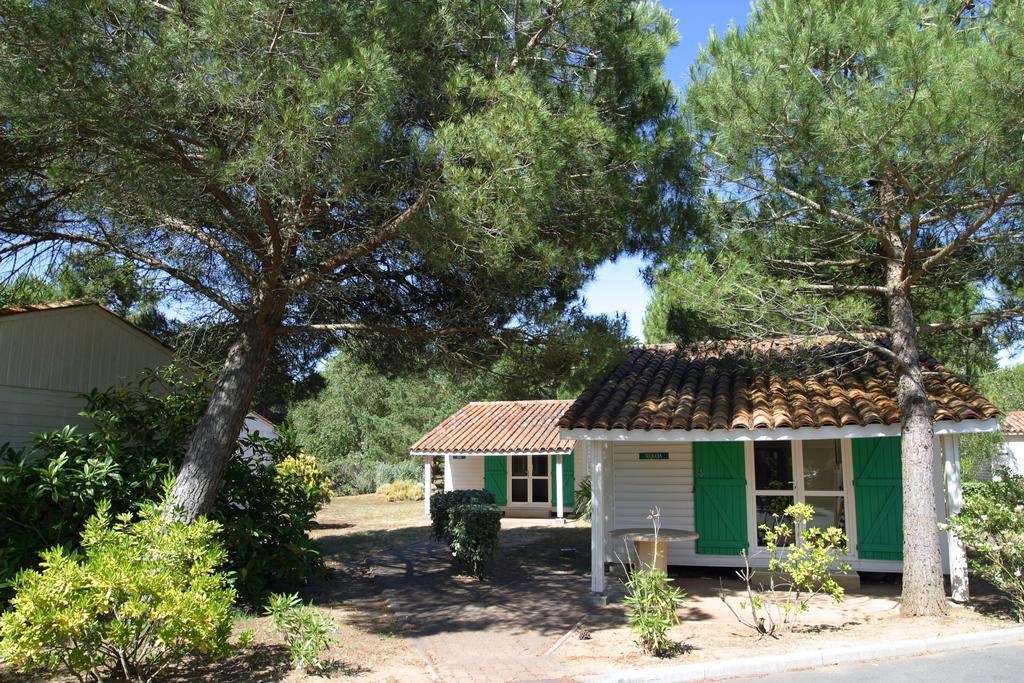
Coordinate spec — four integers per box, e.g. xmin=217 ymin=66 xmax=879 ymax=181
xmin=0 ymin=501 xmax=237 ymax=682
xmin=375 ymin=479 xmax=424 ymax=502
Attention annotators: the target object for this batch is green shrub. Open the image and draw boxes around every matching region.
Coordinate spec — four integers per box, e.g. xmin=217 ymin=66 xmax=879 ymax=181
xmin=720 ymin=503 xmax=851 ymax=638
xmin=0 ymin=367 xmax=332 ymax=605
xmin=447 ymin=503 xmax=502 ymax=576
xmin=321 ymin=457 xmax=424 ymax=495
xmin=218 ymin=453 xmax=333 ymax=602
xmin=0 ymin=501 xmax=237 ymax=683
xmin=574 ymin=476 xmax=593 ymax=520
xmin=947 ymin=468 xmax=1024 ymax=620
xmin=265 ymin=593 xmax=337 ymax=672
xmin=624 ymin=567 xmax=686 ymax=656
xmin=429 ymin=489 xmax=496 ymax=541
xmin=376 ymin=479 xmax=425 ymax=502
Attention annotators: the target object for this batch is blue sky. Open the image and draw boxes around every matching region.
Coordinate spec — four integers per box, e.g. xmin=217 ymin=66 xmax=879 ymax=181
xmin=581 ymin=0 xmax=753 ymax=342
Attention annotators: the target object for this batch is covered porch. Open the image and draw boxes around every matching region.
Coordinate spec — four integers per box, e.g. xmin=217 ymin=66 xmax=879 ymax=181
xmin=556 ymin=338 xmax=1002 ymax=602
xmin=410 ymin=399 xmax=582 ymax=519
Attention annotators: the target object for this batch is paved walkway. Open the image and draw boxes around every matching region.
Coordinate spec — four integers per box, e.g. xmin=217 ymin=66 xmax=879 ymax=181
xmin=369 ymin=530 xmax=592 ymax=682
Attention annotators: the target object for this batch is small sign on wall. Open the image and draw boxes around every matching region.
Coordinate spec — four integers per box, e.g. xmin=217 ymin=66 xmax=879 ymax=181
xmin=639 ymin=452 xmax=669 ymax=460
xmin=452 ymin=455 xmax=467 ymax=460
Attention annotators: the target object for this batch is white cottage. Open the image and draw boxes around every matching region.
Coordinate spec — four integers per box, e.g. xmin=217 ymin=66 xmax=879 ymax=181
xmin=411 ymin=400 xmax=586 ymax=518
xmin=1003 ymin=411 xmax=1024 ymax=474
xmin=556 ymin=338 xmax=1000 ymax=600
xmin=0 ymin=300 xmax=276 ymax=452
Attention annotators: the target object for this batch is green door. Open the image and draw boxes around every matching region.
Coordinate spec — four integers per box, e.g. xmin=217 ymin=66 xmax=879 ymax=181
xmin=484 ymin=455 xmax=507 ymax=505
xmin=550 ymin=452 xmax=575 ymax=510
xmin=852 ymin=437 xmax=903 ymax=561
xmin=694 ymin=442 xmax=748 ymax=555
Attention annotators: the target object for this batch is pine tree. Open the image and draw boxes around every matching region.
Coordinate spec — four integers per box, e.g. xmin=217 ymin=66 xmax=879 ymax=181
xmin=675 ymin=0 xmax=1024 ymax=615
xmin=0 ymin=0 xmax=694 ymax=519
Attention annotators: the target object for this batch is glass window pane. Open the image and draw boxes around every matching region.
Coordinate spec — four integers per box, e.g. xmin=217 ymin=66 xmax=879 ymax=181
xmin=803 ymin=440 xmax=843 ymax=491
xmin=755 ymin=495 xmax=794 ymax=545
xmin=806 ymin=496 xmax=846 ymax=535
xmin=510 ymin=455 xmax=528 ymax=477
xmin=532 ymin=477 xmax=549 ymax=503
xmin=511 ymin=478 xmax=528 ymax=502
xmin=754 ymin=442 xmax=793 ymax=490
xmin=532 ymin=454 xmax=549 ymax=477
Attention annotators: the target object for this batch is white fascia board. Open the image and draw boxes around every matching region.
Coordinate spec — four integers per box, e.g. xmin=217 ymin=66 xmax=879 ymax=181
xmin=559 ymin=418 xmax=1000 ymax=443
xmin=409 ymin=449 xmax=574 ymax=457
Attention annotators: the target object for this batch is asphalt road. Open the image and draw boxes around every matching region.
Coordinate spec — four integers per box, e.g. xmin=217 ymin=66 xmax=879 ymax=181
xmin=728 ymin=642 xmax=1024 ymax=682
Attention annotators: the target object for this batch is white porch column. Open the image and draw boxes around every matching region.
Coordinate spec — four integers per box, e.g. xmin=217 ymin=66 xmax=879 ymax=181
xmin=590 ymin=440 xmax=606 ymax=594
xmin=943 ymin=435 xmax=969 ymax=602
xmin=556 ymin=453 xmax=565 ymax=519
xmin=423 ymin=456 xmax=433 ymax=517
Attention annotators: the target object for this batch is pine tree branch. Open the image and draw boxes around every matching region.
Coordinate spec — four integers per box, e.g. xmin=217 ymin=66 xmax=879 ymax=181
xmin=285 ymin=190 xmax=430 ymax=291
xmin=902 ymin=190 xmax=1012 ymax=288
xmin=918 ymin=306 xmax=1024 ymax=333
xmin=275 ymin=323 xmax=487 ymax=338
xmin=798 ymin=283 xmax=887 ymax=294
xmin=508 ymin=2 xmax=561 ymax=71
xmin=16 ymin=229 xmax=240 ymax=315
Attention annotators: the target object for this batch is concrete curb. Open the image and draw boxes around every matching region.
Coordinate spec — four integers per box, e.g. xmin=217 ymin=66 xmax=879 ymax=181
xmin=581 ymin=626 xmax=1024 ymax=683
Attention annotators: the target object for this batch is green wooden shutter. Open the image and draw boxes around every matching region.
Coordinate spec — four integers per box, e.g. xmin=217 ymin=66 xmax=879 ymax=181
xmin=484 ymin=455 xmax=507 ymax=505
xmin=694 ymin=442 xmax=748 ymax=555
xmin=852 ymin=436 xmax=903 ymax=560
xmin=550 ymin=453 xmax=575 ymax=509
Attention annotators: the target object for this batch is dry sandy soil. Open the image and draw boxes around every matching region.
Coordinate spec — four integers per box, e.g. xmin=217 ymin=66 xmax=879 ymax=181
xmin=557 ymin=572 xmax=1017 ymax=676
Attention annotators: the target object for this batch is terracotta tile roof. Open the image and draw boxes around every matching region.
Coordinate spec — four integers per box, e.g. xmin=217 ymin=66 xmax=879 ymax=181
xmin=558 ymin=336 xmax=999 ymax=433
xmin=1006 ymin=411 xmax=1024 ymax=435
xmin=411 ymin=400 xmax=576 ymax=454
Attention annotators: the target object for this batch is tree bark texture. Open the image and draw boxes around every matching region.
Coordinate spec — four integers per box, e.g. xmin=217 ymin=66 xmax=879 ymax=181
xmin=886 ymin=261 xmax=949 ymax=617
xmin=167 ymin=301 xmax=284 ymax=521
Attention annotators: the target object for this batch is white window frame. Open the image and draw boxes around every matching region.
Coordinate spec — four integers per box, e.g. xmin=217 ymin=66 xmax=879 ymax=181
xmin=744 ymin=439 xmax=858 ymax=558
xmin=507 ymin=454 xmax=550 ymax=506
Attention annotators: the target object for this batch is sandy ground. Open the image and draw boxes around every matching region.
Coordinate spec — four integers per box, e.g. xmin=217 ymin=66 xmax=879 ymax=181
xmin=557 ymin=572 xmax=1017 ymax=676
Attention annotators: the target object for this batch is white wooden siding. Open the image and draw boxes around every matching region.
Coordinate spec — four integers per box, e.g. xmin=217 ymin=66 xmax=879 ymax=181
xmin=443 ymin=455 xmax=485 ymax=491
xmin=1005 ymin=436 xmax=1024 ymax=475
xmin=609 ymin=442 xmax=699 ymax=565
xmin=0 ymin=306 xmax=174 ymax=447
xmin=0 ymin=386 xmax=91 ymax=447
xmin=442 ymin=451 xmax=586 ymax=502
xmin=604 ymin=439 xmax=919 ymax=571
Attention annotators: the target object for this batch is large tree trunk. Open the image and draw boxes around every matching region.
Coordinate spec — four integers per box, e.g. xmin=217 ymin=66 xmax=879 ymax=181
xmin=886 ymin=262 xmax=949 ymax=616
xmin=167 ymin=301 xmax=284 ymax=522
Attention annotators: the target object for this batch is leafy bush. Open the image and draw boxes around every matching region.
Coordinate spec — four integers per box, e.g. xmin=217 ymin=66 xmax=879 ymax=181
xmin=429 ymin=489 xmax=496 ymax=541
xmin=720 ymin=503 xmax=851 ymax=638
xmin=446 ymin=503 xmax=502 ymax=576
xmin=619 ymin=508 xmax=686 ymax=656
xmin=376 ymin=479 xmax=425 ymax=502
xmin=218 ymin=451 xmax=333 ymax=602
xmin=321 ymin=457 xmax=424 ymax=495
xmin=624 ymin=567 xmax=686 ymax=656
xmin=0 ymin=367 xmax=331 ymax=604
xmin=0 ymin=501 xmax=236 ymax=683
xmin=574 ymin=476 xmax=593 ymax=520
xmin=947 ymin=468 xmax=1024 ymax=620
xmin=265 ymin=593 xmax=337 ymax=672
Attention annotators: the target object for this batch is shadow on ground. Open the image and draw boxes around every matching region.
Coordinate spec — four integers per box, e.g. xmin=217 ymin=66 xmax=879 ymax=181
xmin=165 ymin=644 xmax=293 ymax=682
xmin=370 ymin=523 xmax=595 ymax=640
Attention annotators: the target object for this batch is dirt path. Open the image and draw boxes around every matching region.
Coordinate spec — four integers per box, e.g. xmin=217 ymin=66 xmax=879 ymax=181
xmin=369 ymin=526 xmax=593 ymax=683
